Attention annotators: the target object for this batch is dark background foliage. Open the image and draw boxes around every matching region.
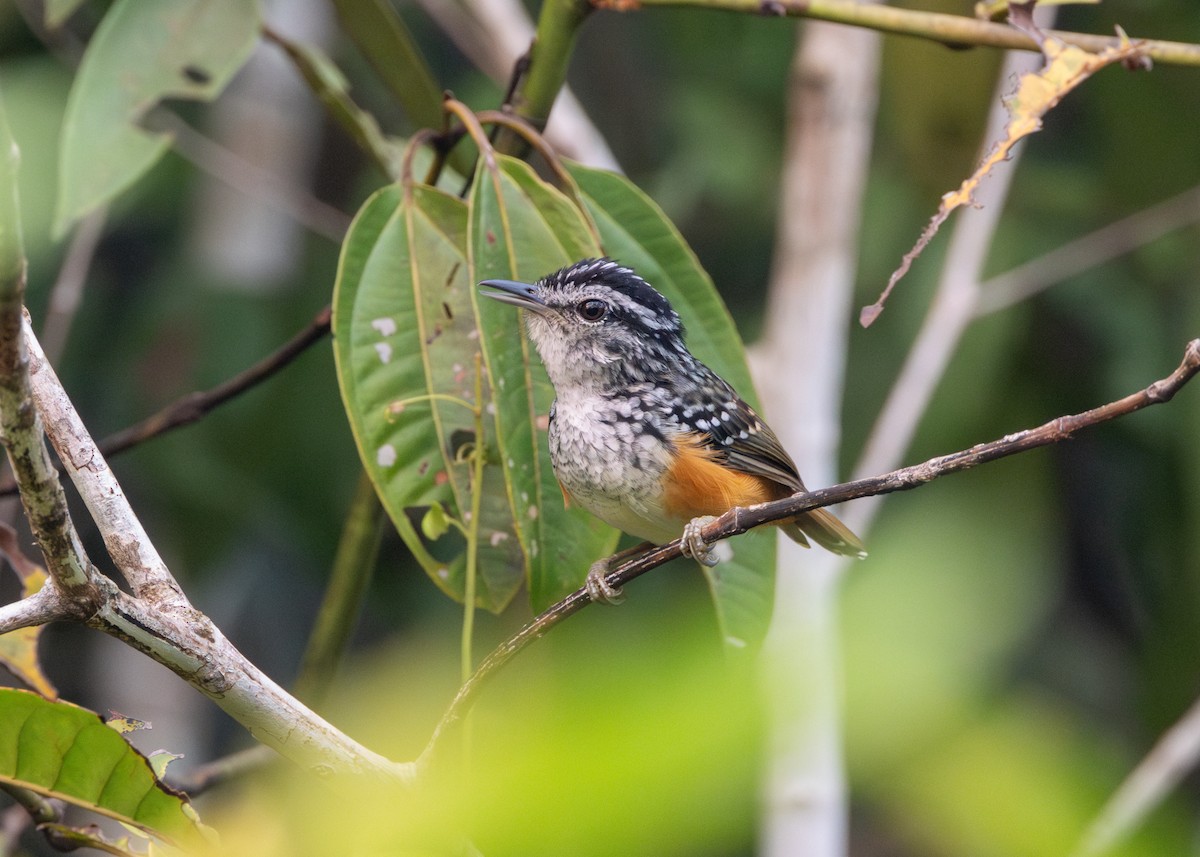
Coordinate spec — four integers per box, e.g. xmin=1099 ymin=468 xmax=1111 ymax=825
xmin=1 ymin=0 xmax=1199 ymax=853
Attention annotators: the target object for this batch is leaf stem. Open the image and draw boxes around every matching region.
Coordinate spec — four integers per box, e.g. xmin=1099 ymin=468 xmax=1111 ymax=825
xmin=263 ymin=24 xmax=402 ymax=178
xmin=461 ymin=355 xmax=486 ymax=683
xmin=293 ymin=470 xmax=384 ymax=707
xmin=387 ymin=392 xmax=479 ymax=417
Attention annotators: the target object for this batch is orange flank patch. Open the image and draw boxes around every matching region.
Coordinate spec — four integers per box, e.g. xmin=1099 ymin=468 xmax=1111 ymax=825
xmin=662 ymin=433 xmax=783 ymax=520
xmin=557 ymin=478 xmax=572 ymax=509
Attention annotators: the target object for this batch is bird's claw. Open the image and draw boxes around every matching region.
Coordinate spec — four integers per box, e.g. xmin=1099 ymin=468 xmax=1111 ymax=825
xmin=585 ymin=558 xmax=625 ymax=605
xmin=681 ymin=516 xmax=720 ymax=567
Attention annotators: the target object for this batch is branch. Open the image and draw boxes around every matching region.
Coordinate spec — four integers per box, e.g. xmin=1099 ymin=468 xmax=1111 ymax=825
xmin=17 ymin=318 xmax=412 ymax=784
xmin=94 ymin=305 xmax=331 ymax=459
xmin=416 ymin=0 xmax=620 ymax=168
xmin=605 ymin=0 xmax=1200 ymax=67
xmin=0 ymin=305 xmax=331 ymax=497
xmin=753 ymin=14 xmax=882 ymax=857
xmin=421 ymin=338 xmax=1200 ymax=764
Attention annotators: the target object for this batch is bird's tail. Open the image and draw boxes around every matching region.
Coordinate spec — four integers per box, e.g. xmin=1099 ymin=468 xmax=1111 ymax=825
xmin=781 ymin=508 xmax=867 ymax=559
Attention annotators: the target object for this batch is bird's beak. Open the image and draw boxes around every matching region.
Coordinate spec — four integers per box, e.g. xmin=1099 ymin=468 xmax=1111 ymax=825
xmin=478 ymin=279 xmax=549 ymax=314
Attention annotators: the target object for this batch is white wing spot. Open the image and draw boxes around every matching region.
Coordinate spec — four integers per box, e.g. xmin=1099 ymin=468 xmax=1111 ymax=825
xmin=376 ymin=444 xmax=397 ymax=467
xmin=371 ymin=317 xmax=397 ymax=336
xmin=374 ymin=343 xmax=392 ymax=363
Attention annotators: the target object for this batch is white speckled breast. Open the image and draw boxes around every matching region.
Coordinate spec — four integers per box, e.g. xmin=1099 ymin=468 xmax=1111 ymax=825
xmin=548 ymin=390 xmax=681 ymax=544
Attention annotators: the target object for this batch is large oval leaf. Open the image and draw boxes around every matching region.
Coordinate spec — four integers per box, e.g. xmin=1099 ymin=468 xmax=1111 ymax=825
xmin=0 ymin=688 xmax=206 ymax=848
xmin=55 ymin=0 xmax=259 ymax=234
xmin=565 ymin=161 xmax=777 ymax=649
xmin=470 ymin=154 xmax=619 ymax=610
xmin=333 ymin=183 xmax=525 ymax=611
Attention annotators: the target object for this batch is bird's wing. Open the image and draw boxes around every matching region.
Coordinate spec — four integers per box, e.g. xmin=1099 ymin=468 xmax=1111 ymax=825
xmin=665 ymin=367 xmax=804 ymax=494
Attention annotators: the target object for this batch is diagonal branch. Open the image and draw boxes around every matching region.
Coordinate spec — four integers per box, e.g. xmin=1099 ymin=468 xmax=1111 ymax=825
xmin=1072 ymin=692 xmax=1200 ymax=857
xmin=420 ymin=337 xmax=1200 ymax=765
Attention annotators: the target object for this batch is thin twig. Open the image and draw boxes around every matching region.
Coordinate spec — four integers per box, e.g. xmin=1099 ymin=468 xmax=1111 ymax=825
xmin=167 ymin=745 xmax=276 ymax=797
xmin=611 ymin=0 xmax=1200 ymax=67
xmin=1072 ymin=692 xmax=1200 ymax=857
xmin=157 ymin=111 xmax=351 ymax=242
xmin=40 ymin=206 xmax=106 ymax=366
xmin=976 ymin=183 xmax=1200 ymax=316
xmin=419 ymin=338 xmax=1200 ymax=767
xmin=0 ymin=306 xmax=331 ymax=498
xmin=97 ymin=306 xmax=331 ymax=458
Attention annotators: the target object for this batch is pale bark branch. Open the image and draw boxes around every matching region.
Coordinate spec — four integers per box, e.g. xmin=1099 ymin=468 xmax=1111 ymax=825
xmin=9 ymin=319 xmax=411 ymax=784
xmin=27 ymin=321 xmax=190 ymax=607
xmin=754 ymin=14 xmax=882 ymax=857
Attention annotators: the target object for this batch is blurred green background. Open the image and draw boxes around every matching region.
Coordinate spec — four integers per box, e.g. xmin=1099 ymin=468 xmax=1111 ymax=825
xmin=1 ymin=1 xmax=1199 ymax=855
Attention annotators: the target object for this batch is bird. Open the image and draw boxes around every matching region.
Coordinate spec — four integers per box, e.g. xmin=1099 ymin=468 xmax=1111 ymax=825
xmin=479 ymin=258 xmax=865 ymax=604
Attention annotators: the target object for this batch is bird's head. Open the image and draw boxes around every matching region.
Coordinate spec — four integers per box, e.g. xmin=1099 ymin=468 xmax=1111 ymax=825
xmin=479 ymin=258 xmax=688 ymax=391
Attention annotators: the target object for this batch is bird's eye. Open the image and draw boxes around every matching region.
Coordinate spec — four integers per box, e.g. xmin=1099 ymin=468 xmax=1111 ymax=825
xmin=577 ymin=299 xmax=608 ymax=321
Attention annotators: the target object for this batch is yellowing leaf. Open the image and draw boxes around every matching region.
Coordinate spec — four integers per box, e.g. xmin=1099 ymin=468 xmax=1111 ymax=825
xmin=863 ymin=21 xmax=1146 ymax=326
xmin=0 ymin=525 xmax=56 ymax=698
xmin=106 ymin=711 xmax=152 ymax=734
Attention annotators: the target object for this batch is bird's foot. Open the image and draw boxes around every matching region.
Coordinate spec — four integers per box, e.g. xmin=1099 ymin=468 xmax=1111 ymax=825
xmin=681 ymin=516 xmax=720 ymax=567
xmin=585 ymin=557 xmax=625 ymax=605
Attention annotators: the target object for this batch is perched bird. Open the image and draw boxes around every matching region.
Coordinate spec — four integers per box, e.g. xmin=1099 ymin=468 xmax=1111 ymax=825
xmin=479 ymin=258 xmax=865 ymax=603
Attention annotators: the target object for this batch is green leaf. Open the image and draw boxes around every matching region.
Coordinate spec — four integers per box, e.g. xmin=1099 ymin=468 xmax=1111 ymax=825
xmin=565 ymin=160 xmax=777 ymax=649
xmin=0 ymin=688 xmax=207 ymax=849
xmin=421 ymin=502 xmax=450 ymax=541
xmin=55 ymin=0 xmax=259 ymax=234
xmin=328 ymin=0 xmax=442 ymax=132
xmin=470 ymin=154 xmax=620 ymax=610
xmin=333 ymin=183 xmax=525 ymax=611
